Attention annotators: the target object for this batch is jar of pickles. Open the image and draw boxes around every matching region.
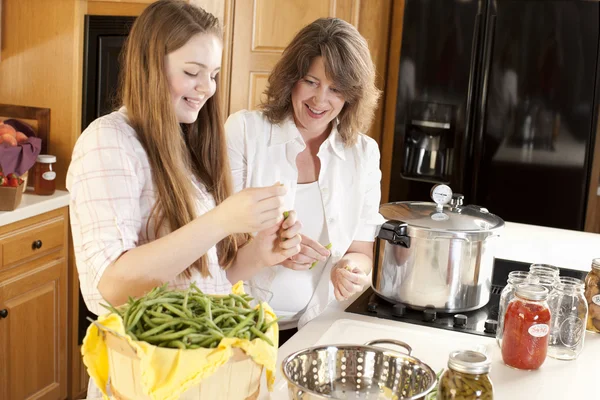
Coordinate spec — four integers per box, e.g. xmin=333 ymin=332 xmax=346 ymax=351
xmin=584 ymin=258 xmax=600 ymax=333
xmin=501 ymin=283 xmax=551 ymax=370
xmin=438 ymin=350 xmax=493 ymax=399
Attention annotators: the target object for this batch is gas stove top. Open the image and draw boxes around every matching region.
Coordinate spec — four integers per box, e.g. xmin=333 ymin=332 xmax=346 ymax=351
xmin=345 ymin=258 xmax=587 ymax=338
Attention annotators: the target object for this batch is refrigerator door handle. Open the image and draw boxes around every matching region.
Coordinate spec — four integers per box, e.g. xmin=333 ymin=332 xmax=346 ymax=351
xmin=460 ymin=12 xmax=482 ymax=192
xmin=471 ymin=13 xmax=497 ymax=198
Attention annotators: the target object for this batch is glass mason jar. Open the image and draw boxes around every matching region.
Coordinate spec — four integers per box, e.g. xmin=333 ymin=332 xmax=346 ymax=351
xmin=496 ymin=271 xmax=538 ymax=348
xmin=584 ymin=258 xmax=600 ymax=333
xmin=501 ymin=284 xmax=551 ymax=370
xmin=529 ymin=263 xmax=560 ymax=279
xmin=547 ymin=277 xmax=587 ymax=360
xmin=529 ymin=264 xmax=559 ymax=294
xmin=438 ymin=350 xmax=493 ymax=400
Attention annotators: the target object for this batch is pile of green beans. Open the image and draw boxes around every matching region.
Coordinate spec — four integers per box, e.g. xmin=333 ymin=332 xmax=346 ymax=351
xmin=101 ymin=283 xmax=277 ymax=349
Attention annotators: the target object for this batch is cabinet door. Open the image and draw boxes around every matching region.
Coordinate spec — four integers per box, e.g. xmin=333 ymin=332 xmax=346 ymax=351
xmin=0 ymin=259 xmax=68 ymax=400
xmin=228 ymin=0 xmax=359 ymax=114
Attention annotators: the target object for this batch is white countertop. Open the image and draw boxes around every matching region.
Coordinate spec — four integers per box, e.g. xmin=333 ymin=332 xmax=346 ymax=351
xmin=0 ymin=190 xmax=70 ymax=227
xmin=264 ymin=301 xmax=600 ymax=400
xmin=498 ymin=221 xmax=600 ymax=271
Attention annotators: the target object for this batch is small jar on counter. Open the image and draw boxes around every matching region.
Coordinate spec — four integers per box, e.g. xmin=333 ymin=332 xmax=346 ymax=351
xmin=501 ymin=284 xmax=551 ymax=370
xmin=33 ymin=155 xmax=57 ymax=195
xmin=584 ymin=258 xmax=600 ymax=333
xmin=438 ymin=350 xmax=493 ymax=399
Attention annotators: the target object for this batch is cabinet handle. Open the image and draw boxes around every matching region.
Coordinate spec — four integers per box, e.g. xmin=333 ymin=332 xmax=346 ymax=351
xmin=0 ymin=309 xmax=8 ymax=319
xmin=32 ymin=240 xmax=43 ymax=250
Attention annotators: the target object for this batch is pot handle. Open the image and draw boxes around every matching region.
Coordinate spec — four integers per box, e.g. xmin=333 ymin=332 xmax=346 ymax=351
xmin=378 ymin=220 xmax=410 ymax=248
xmin=364 ymin=339 xmax=412 ymax=356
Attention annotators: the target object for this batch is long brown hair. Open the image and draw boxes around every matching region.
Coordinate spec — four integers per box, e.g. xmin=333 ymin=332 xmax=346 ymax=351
xmin=260 ymin=18 xmax=381 ymax=146
xmin=119 ymin=0 xmax=247 ymax=277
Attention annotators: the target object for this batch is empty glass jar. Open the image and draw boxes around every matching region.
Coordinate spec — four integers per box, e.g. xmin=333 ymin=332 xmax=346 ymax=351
xmin=496 ymin=271 xmax=538 ymax=347
xmin=547 ymin=276 xmax=588 ymax=360
xmin=530 ymin=264 xmax=559 ymax=293
xmin=530 ymin=264 xmax=560 ymax=278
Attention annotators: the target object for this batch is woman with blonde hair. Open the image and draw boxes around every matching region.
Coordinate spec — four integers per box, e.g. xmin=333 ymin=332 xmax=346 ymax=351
xmin=226 ymin=17 xmax=385 ymax=343
xmin=68 ymin=0 xmax=301 ymax=346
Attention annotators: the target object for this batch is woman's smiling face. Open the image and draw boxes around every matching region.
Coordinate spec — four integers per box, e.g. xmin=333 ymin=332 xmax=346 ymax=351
xmin=291 ymin=56 xmax=346 ymax=136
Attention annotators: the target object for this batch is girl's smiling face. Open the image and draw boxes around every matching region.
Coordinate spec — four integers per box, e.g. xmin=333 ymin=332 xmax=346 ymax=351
xmin=166 ymin=33 xmax=222 ymax=124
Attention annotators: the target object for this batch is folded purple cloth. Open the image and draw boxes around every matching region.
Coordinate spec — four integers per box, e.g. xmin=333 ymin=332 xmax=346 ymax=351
xmin=0 ymin=136 xmax=42 ymax=176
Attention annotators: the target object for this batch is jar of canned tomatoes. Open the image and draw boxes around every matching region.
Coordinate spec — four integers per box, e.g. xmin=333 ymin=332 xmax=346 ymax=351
xmin=501 ymin=283 xmax=551 ymax=370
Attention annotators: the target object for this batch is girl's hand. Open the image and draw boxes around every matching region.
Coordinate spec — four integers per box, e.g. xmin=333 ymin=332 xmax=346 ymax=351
xmin=331 ymin=262 xmax=370 ymax=301
xmin=216 ymin=183 xmax=287 ymax=234
xmin=252 ymin=210 xmax=302 ymax=267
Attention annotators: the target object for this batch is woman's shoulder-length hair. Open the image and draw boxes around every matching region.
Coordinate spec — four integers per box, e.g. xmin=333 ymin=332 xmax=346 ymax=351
xmin=260 ymin=17 xmax=381 ymax=146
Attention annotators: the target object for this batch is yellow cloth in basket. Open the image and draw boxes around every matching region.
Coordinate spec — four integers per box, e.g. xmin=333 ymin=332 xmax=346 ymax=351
xmin=81 ymin=282 xmax=278 ymax=400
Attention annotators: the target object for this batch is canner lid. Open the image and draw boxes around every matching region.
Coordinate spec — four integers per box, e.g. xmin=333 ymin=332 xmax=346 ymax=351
xmin=379 ymin=201 xmax=504 ymax=234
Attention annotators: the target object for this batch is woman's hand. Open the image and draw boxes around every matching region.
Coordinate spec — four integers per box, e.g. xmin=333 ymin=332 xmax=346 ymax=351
xmin=252 ymin=209 xmax=302 ymax=267
xmin=281 ymin=219 xmax=331 ymax=270
xmin=331 ymin=262 xmax=370 ymax=301
xmin=216 ymin=183 xmax=287 ymax=234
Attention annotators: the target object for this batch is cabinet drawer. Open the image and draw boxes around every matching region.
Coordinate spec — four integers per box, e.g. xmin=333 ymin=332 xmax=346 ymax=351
xmin=1 ymin=219 xmax=64 ymax=267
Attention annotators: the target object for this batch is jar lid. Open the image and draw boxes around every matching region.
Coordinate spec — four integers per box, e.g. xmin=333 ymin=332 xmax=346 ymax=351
xmin=447 ymin=350 xmax=491 ymax=375
xmin=515 ymin=283 xmax=548 ymax=301
xmin=37 ymin=155 xmax=57 ymax=163
xmin=379 ymin=201 xmax=504 ymax=234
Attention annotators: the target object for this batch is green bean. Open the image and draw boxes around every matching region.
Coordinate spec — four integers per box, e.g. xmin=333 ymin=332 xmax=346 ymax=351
xmin=142 ymin=314 xmax=158 ymax=329
xmin=213 ymin=313 xmax=235 ymax=325
xmin=161 ymin=303 xmax=190 ymax=319
xmin=182 ymin=290 xmax=189 ymax=310
xmin=261 ymin=318 xmax=280 ymax=333
xmin=230 ymin=294 xmax=251 ymax=309
xmin=138 ymin=320 xmax=186 ymax=339
xmin=205 ymin=298 xmax=212 ymax=320
xmin=226 ymin=311 xmax=256 ymax=337
xmin=128 ymin=305 xmax=147 ymax=330
xmin=168 ymin=340 xmax=187 ymax=349
xmin=249 ymin=327 xmax=274 ymax=346
xmin=144 ymin=327 xmax=196 ymax=342
xmin=256 ymin=303 xmax=264 ymax=331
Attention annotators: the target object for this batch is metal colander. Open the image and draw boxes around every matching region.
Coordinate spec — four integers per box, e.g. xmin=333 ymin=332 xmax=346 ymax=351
xmin=282 ymin=339 xmax=436 ymax=400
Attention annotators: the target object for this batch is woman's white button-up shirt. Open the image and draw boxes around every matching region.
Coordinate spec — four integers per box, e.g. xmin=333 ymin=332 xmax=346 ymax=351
xmin=225 ymin=110 xmax=385 ymax=328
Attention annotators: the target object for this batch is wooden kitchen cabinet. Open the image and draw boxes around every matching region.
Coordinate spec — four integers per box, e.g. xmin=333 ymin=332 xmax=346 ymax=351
xmin=0 ymin=208 xmax=69 ymax=400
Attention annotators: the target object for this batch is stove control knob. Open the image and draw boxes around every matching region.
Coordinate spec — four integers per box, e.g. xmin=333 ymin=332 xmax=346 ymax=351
xmin=367 ymin=302 xmax=378 ymax=313
xmin=423 ymin=309 xmax=437 ymax=322
xmin=453 ymin=314 xmax=467 ymax=328
xmin=484 ymin=319 xmax=498 ymax=334
xmin=392 ymin=304 xmax=406 ymax=317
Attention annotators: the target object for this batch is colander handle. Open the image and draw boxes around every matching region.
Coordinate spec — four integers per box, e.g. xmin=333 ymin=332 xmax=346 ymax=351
xmin=364 ymin=339 xmax=412 ymax=355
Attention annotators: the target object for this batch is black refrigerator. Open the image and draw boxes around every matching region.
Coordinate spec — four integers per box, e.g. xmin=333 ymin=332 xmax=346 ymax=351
xmin=388 ymin=0 xmax=600 ymax=230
